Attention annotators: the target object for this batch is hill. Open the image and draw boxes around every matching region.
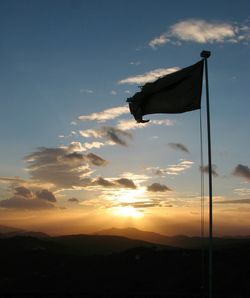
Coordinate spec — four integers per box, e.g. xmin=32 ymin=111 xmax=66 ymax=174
xmin=96 ymin=227 xmax=201 ymax=248
xmin=0 ymin=233 xmax=250 ymax=297
xmin=0 ymin=224 xmax=49 ymax=239
xmin=96 ymin=227 xmax=250 ymax=249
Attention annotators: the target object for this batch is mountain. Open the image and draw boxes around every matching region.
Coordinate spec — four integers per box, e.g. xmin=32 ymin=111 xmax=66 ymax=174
xmin=0 ymin=224 xmax=24 ymax=233
xmin=0 ymin=233 xmax=170 ymax=257
xmin=96 ymin=227 xmax=193 ymax=248
xmin=0 ymin=225 xmax=49 ymax=238
xmin=96 ymin=227 xmax=250 ymax=249
xmin=1 ymin=233 xmax=250 ymax=297
xmin=52 ymin=234 xmax=169 ymax=255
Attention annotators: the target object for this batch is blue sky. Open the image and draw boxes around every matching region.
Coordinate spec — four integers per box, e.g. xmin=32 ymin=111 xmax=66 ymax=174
xmin=0 ymin=0 xmax=250 ymax=236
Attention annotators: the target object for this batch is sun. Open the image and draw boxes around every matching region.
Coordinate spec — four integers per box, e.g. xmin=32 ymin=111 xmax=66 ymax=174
xmin=111 ymin=206 xmax=143 ymax=218
xmin=107 ymin=188 xmax=146 ymax=219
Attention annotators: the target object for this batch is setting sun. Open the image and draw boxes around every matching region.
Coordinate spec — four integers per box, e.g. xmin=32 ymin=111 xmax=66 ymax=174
xmin=111 ymin=206 xmax=143 ymax=218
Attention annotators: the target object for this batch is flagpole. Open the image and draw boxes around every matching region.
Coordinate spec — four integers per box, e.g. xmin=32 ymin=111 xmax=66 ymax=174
xmin=200 ymin=50 xmax=212 ymax=298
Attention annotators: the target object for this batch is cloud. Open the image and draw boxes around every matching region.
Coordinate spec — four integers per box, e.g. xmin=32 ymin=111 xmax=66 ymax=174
xmin=200 ymin=165 xmax=219 ymax=177
xmin=148 ymin=160 xmax=194 ymax=176
xmin=68 ymin=198 xmax=80 ymax=203
xmin=0 ymin=186 xmax=57 ymax=209
xmin=67 ymin=141 xmax=105 ymax=152
xmin=168 ymin=143 xmax=190 ymax=153
xmin=165 ymin=160 xmax=194 ymax=175
xmin=79 ymin=129 xmax=101 ymax=138
xmin=115 ymin=178 xmax=137 ymax=189
xmin=86 ymin=153 xmax=107 ymax=166
xmin=170 ymin=20 xmax=235 ymax=43
xmin=119 ymin=172 xmax=151 ymax=184
xmin=0 ymin=177 xmax=27 ymax=184
xmin=120 ymin=200 xmax=162 ymax=209
xmin=92 ymin=177 xmax=137 ymax=189
xmin=24 ymin=147 xmax=106 ymax=189
xmin=78 ymin=106 xmax=129 ymax=122
xmin=80 ymin=89 xmax=94 ymax=94
xmin=149 ymin=34 xmax=170 ymax=48
xmin=93 ymin=177 xmax=115 ymax=187
xmin=217 ymin=199 xmax=250 ymax=204
xmin=0 ymin=196 xmax=55 ymax=210
xmin=79 ymin=126 xmax=132 ymax=146
xmin=233 ymin=164 xmax=250 ymax=180
xmin=100 ymin=127 xmax=132 ymax=146
xmin=149 ymin=19 xmax=250 ymax=48
xmin=14 ymin=186 xmax=33 ymax=198
xmin=116 ymin=119 xmax=148 ymax=130
xmin=116 ymin=119 xmax=175 ymax=131
xmin=36 ymin=189 xmax=57 ymax=202
xmin=118 ymin=67 xmax=180 ymax=85
xmin=233 ymin=188 xmax=250 ymax=196
xmin=147 ymin=183 xmax=172 ymax=192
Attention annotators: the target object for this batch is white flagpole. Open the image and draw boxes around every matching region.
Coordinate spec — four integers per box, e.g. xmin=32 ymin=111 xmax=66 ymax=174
xmin=200 ymin=50 xmax=213 ymax=298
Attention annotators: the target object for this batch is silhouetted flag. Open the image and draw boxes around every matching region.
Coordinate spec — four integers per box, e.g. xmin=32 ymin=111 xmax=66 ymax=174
xmin=127 ymin=60 xmax=204 ymax=122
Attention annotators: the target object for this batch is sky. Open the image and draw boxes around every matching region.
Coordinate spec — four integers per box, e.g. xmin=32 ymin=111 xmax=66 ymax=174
xmin=0 ymin=0 xmax=250 ymax=236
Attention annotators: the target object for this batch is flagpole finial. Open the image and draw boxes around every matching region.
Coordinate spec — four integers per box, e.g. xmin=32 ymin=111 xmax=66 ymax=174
xmin=201 ymin=50 xmax=211 ymax=58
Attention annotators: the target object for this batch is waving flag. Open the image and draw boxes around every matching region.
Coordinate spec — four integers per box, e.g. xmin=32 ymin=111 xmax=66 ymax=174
xmin=127 ymin=60 xmax=204 ymax=122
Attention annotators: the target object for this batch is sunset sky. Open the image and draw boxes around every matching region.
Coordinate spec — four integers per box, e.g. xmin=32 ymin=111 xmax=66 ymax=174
xmin=0 ymin=0 xmax=250 ymax=236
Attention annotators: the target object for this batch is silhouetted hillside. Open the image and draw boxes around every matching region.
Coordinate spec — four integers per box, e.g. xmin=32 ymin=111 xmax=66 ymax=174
xmin=51 ymin=234 xmax=169 ymax=255
xmin=0 ymin=234 xmax=250 ymax=297
xmin=0 ymin=224 xmax=49 ymax=239
xmin=97 ymin=227 xmax=250 ymax=249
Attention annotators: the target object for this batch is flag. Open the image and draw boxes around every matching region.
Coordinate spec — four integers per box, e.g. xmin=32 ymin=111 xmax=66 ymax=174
xmin=127 ymin=60 xmax=204 ymax=123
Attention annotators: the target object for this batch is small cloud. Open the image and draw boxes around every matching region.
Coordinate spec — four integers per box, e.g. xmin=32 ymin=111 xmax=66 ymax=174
xmin=0 ymin=196 xmax=55 ymax=210
xmin=168 ymin=143 xmax=190 ymax=153
xmin=149 ymin=34 xmax=170 ymax=48
xmin=36 ymin=189 xmax=57 ymax=202
xmin=148 ymin=160 xmax=194 ymax=177
xmin=233 ymin=164 xmax=250 ymax=180
xmin=93 ymin=177 xmax=115 ymax=187
xmin=147 ymin=167 xmax=165 ymax=176
xmin=80 ymin=89 xmax=94 ymax=94
xmin=118 ymin=67 xmax=180 ymax=85
xmin=79 ymin=129 xmax=101 ymax=138
xmin=84 ymin=142 xmax=105 ymax=150
xmin=0 ymin=177 xmax=26 ymax=184
xmin=234 ymin=188 xmax=250 ymax=196
xmin=148 ymin=19 xmax=250 ymax=49
xmin=86 ymin=153 xmax=107 ymax=166
xmin=14 ymin=186 xmax=33 ymax=199
xmin=115 ymin=178 xmax=137 ymax=189
xmin=78 ymin=106 xmax=129 ymax=122
xmin=200 ymin=165 xmax=219 ymax=177
xmin=147 ymin=183 xmax=172 ymax=192
xmin=216 ymin=199 xmax=250 ymax=204
xmin=101 ymin=127 xmax=132 ymax=146
xmin=92 ymin=177 xmax=137 ymax=189
xmin=116 ymin=119 xmax=175 ymax=131
xmin=68 ymin=198 xmax=80 ymax=203
xmin=170 ymin=19 xmax=235 ymax=43
xmin=80 ymin=126 xmax=132 ymax=146
xmin=130 ymin=61 xmax=141 ymax=66
xmin=116 ymin=119 xmax=148 ymax=130
xmin=151 ymin=119 xmax=175 ymax=126
xmin=120 ymin=200 xmax=161 ymax=208
xmin=110 ymin=90 xmax=117 ymax=95
xmin=166 ymin=160 xmax=194 ymax=175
